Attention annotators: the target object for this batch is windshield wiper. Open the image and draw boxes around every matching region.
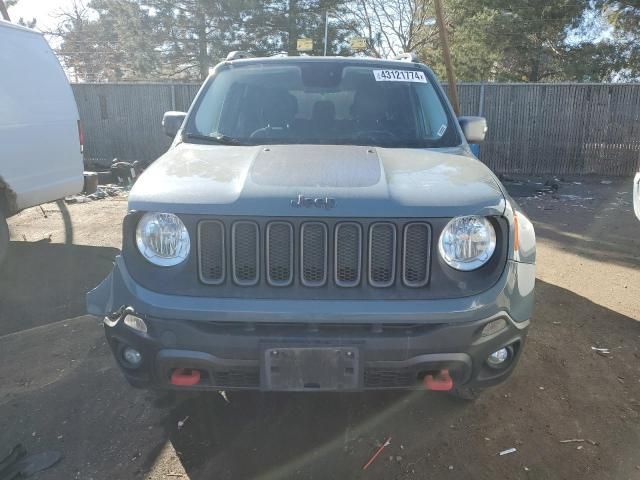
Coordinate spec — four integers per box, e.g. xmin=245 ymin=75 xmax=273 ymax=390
xmin=184 ymin=132 xmax=245 ymax=146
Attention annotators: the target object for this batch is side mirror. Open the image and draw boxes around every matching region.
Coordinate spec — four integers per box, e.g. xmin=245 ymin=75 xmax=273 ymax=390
xmin=162 ymin=111 xmax=187 ymax=138
xmin=458 ymin=116 xmax=487 ymax=143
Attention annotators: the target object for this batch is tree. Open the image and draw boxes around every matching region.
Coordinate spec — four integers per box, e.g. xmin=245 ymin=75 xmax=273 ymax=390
xmin=142 ymin=0 xmax=249 ymax=80
xmin=239 ymin=0 xmax=353 ymax=57
xmin=414 ymin=2 xmax=498 ymax=81
xmin=48 ymin=0 xmax=635 ymax=82
xmin=48 ymin=0 xmax=159 ymax=82
xmin=50 ymin=0 xmax=352 ymax=81
xmin=138 ymin=0 xmax=352 ymax=79
xmin=339 ymin=0 xmax=439 ymax=58
xmin=48 ymin=1 xmax=104 ymax=81
xmin=597 ymin=0 xmax=640 ymax=78
xmin=417 ymin=0 xmax=630 ymax=82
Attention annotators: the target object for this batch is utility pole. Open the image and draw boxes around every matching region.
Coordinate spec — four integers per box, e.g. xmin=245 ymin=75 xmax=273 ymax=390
xmin=323 ymin=10 xmax=329 ymax=56
xmin=0 ymin=0 xmax=11 ymax=22
xmin=195 ymin=1 xmax=209 ymax=80
xmin=288 ymin=0 xmax=298 ymax=56
xmin=433 ymin=0 xmax=460 ymax=116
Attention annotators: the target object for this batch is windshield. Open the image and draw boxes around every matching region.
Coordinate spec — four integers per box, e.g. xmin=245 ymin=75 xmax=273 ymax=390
xmin=186 ymin=62 xmax=459 ymax=148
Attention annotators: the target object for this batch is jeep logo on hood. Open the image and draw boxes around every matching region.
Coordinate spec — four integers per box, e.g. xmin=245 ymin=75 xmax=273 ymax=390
xmin=291 ymin=195 xmax=336 ymax=209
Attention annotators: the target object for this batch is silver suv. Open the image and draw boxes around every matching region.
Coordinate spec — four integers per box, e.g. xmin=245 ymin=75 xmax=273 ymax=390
xmin=87 ymin=54 xmax=536 ymax=400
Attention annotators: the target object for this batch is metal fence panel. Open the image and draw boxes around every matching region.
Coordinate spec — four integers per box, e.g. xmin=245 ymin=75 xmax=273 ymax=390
xmin=72 ymin=83 xmax=202 ymax=165
xmin=72 ymin=82 xmax=640 ymax=175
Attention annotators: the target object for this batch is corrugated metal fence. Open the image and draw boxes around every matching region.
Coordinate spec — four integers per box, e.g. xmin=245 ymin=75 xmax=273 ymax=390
xmin=72 ymin=82 xmax=640 ymax=176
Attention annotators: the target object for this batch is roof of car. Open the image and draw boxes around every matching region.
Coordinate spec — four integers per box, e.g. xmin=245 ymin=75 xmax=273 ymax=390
xmin=225 ymin=55 xmax=427 ymax=68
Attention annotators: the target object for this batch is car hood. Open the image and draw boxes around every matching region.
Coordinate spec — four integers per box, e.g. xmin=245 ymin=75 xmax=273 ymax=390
xmin=129 ymin=143 xmax=506 ymax=217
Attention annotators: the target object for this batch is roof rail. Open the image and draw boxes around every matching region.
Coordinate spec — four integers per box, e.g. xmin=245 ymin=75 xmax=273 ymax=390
xmin=394 ymin=52 xmax=420 ymax=63
xmin=226 ymin=51 xmax=254 ymax=61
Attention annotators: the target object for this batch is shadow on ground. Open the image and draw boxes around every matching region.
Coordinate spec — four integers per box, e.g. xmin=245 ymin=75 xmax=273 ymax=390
xmin=153 ymin=388 xmax=453 ymax=480
xmin=507 ymin=179 xmax=640 ymax=270
xmin=534 ymin=220 xmax=640 ymax=269
xmin=129 ymin=280 xmax=640 ymax=480
xmin=0 ymin=241 xmax=118 ymax=336
xmin=1 ymin=270 xmax=639 ymax=479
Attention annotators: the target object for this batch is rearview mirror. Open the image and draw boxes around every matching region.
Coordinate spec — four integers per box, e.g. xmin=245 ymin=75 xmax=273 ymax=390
xmin=458 ymin=116 xmax=487 ymax=143
xmin=162 ymin=111 xmax=187 ymax=138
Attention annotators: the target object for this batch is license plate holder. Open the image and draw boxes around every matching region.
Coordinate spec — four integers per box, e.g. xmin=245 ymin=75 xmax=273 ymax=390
xmin=263 ymin=347 xmax=360 ymax=391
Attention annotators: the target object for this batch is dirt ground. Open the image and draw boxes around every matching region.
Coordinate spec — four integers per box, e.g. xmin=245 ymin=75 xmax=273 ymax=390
xmin=1 ymin=177 xmax=639 ymax=480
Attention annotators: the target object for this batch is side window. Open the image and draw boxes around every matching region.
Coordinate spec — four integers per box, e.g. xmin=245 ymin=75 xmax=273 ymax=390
xmin=415 ymin=84 xmax=450 ymax=139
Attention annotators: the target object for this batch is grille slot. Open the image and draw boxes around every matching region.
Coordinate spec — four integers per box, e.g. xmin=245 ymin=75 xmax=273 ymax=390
xmin=212 ymin=369 xmax=260 ymax=388
xmin=232 ymin=221 xmax=259 ymax=286
xmin=364 ymin=368 xmax=416 ymax=388
xmin=300 ymin=222 xmax=328 ymax=287
xmin=266 ymin=222 xmax=294 ymax=286
xmin=198 ymin=221 xmax=225 ymax=285
xmin=368 ymin=223 xmax=397 ymax=287
xmin=335 ymin=223 xmax=362 ymax=287
xmin=403 ymin=223 xmax=431 ymax=287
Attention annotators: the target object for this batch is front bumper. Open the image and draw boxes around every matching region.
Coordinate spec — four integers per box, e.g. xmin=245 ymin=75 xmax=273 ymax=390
xmin=105 ymin=311 xmax=528 ymax=391
xmin=89 ymin=256 xmax=534 ymax=391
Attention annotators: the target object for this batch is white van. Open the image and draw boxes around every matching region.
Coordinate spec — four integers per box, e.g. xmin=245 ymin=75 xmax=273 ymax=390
xmin=634 ymin=172 xmax=640 ymax=221
xmin=0 ymin=19 xmax=83 ymax=263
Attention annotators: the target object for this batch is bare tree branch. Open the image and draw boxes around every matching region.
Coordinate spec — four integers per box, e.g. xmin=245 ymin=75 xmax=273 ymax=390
xmin=344 ymin=0 xmax=438 ymax=58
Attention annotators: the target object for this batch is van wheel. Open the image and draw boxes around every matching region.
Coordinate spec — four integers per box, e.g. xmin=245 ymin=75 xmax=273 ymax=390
xmin=449 ymin=385 xmax=484 ymax=401
xmin=0 ymin=212 xmax=8 ymax=266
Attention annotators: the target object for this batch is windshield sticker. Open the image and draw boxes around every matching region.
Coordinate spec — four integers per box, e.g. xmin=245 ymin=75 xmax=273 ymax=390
xmin=373 ymin=69 xmax=427 ymax=83
xmin=437 ymin=124 xmax=447 ymax=137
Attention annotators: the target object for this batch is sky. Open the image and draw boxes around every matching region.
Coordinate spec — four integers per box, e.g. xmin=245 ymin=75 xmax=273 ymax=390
xmin=7 ymin=0 xmax=77 ymax=31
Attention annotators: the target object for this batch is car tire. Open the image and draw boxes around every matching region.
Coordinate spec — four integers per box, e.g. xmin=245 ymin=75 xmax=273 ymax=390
xmin=0 ymin=212 xmax=9 ymax=266
xmin=449 ymin=385 xmax=484 ymax=401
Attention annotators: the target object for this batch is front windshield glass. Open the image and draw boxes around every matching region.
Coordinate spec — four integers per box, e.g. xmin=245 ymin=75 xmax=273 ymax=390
xmin=187 ymin=62 xmax=459 ymax=148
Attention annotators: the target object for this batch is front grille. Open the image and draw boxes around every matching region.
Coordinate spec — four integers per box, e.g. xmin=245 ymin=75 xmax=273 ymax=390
xmin=198 ymin=218 xmax=432 ymax=290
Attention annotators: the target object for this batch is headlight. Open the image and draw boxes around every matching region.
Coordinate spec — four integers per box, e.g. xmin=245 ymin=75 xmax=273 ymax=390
xmin=136 ymin=212 xmax=190 ymax=266
xmin=438 ymin=216 xmax=496 ymax=271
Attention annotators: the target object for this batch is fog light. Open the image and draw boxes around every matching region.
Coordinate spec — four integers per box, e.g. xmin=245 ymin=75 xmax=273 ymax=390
xmin=487 ymin=347 xmax=509 ymax=368
xmin=481 ymin=318 xmax=507 ymax=337
xmin=122 ymin=347 xmax=142 ymax=367
xmin=124 ymin=314 xmax=147 ymax=333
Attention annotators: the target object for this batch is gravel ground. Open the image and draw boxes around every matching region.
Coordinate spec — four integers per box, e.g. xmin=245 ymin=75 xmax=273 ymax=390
xmin=0 ymin=177 xmax=639 ymax=480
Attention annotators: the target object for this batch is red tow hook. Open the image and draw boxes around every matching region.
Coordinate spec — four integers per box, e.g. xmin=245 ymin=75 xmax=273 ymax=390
xmin=171 ymin=368 xmax=201 ymax=386
xmin=424 ymin=369 xmax=453 ymax=391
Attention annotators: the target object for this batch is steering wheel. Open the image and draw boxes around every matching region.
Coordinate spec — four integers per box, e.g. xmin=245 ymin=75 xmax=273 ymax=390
xmin=249 ymin=127 xmax=271 ymax=139
xmin=354 ymin=129 xmax=399 ymax=143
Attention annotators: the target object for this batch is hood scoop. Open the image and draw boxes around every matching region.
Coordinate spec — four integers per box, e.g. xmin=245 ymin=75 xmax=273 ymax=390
xmin=250 ymin=145 xmax=381 ymax=188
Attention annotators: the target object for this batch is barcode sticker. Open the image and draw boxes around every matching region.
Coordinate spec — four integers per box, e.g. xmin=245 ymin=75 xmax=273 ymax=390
xmin=373 ymin=69 xmax=427 ymax=83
